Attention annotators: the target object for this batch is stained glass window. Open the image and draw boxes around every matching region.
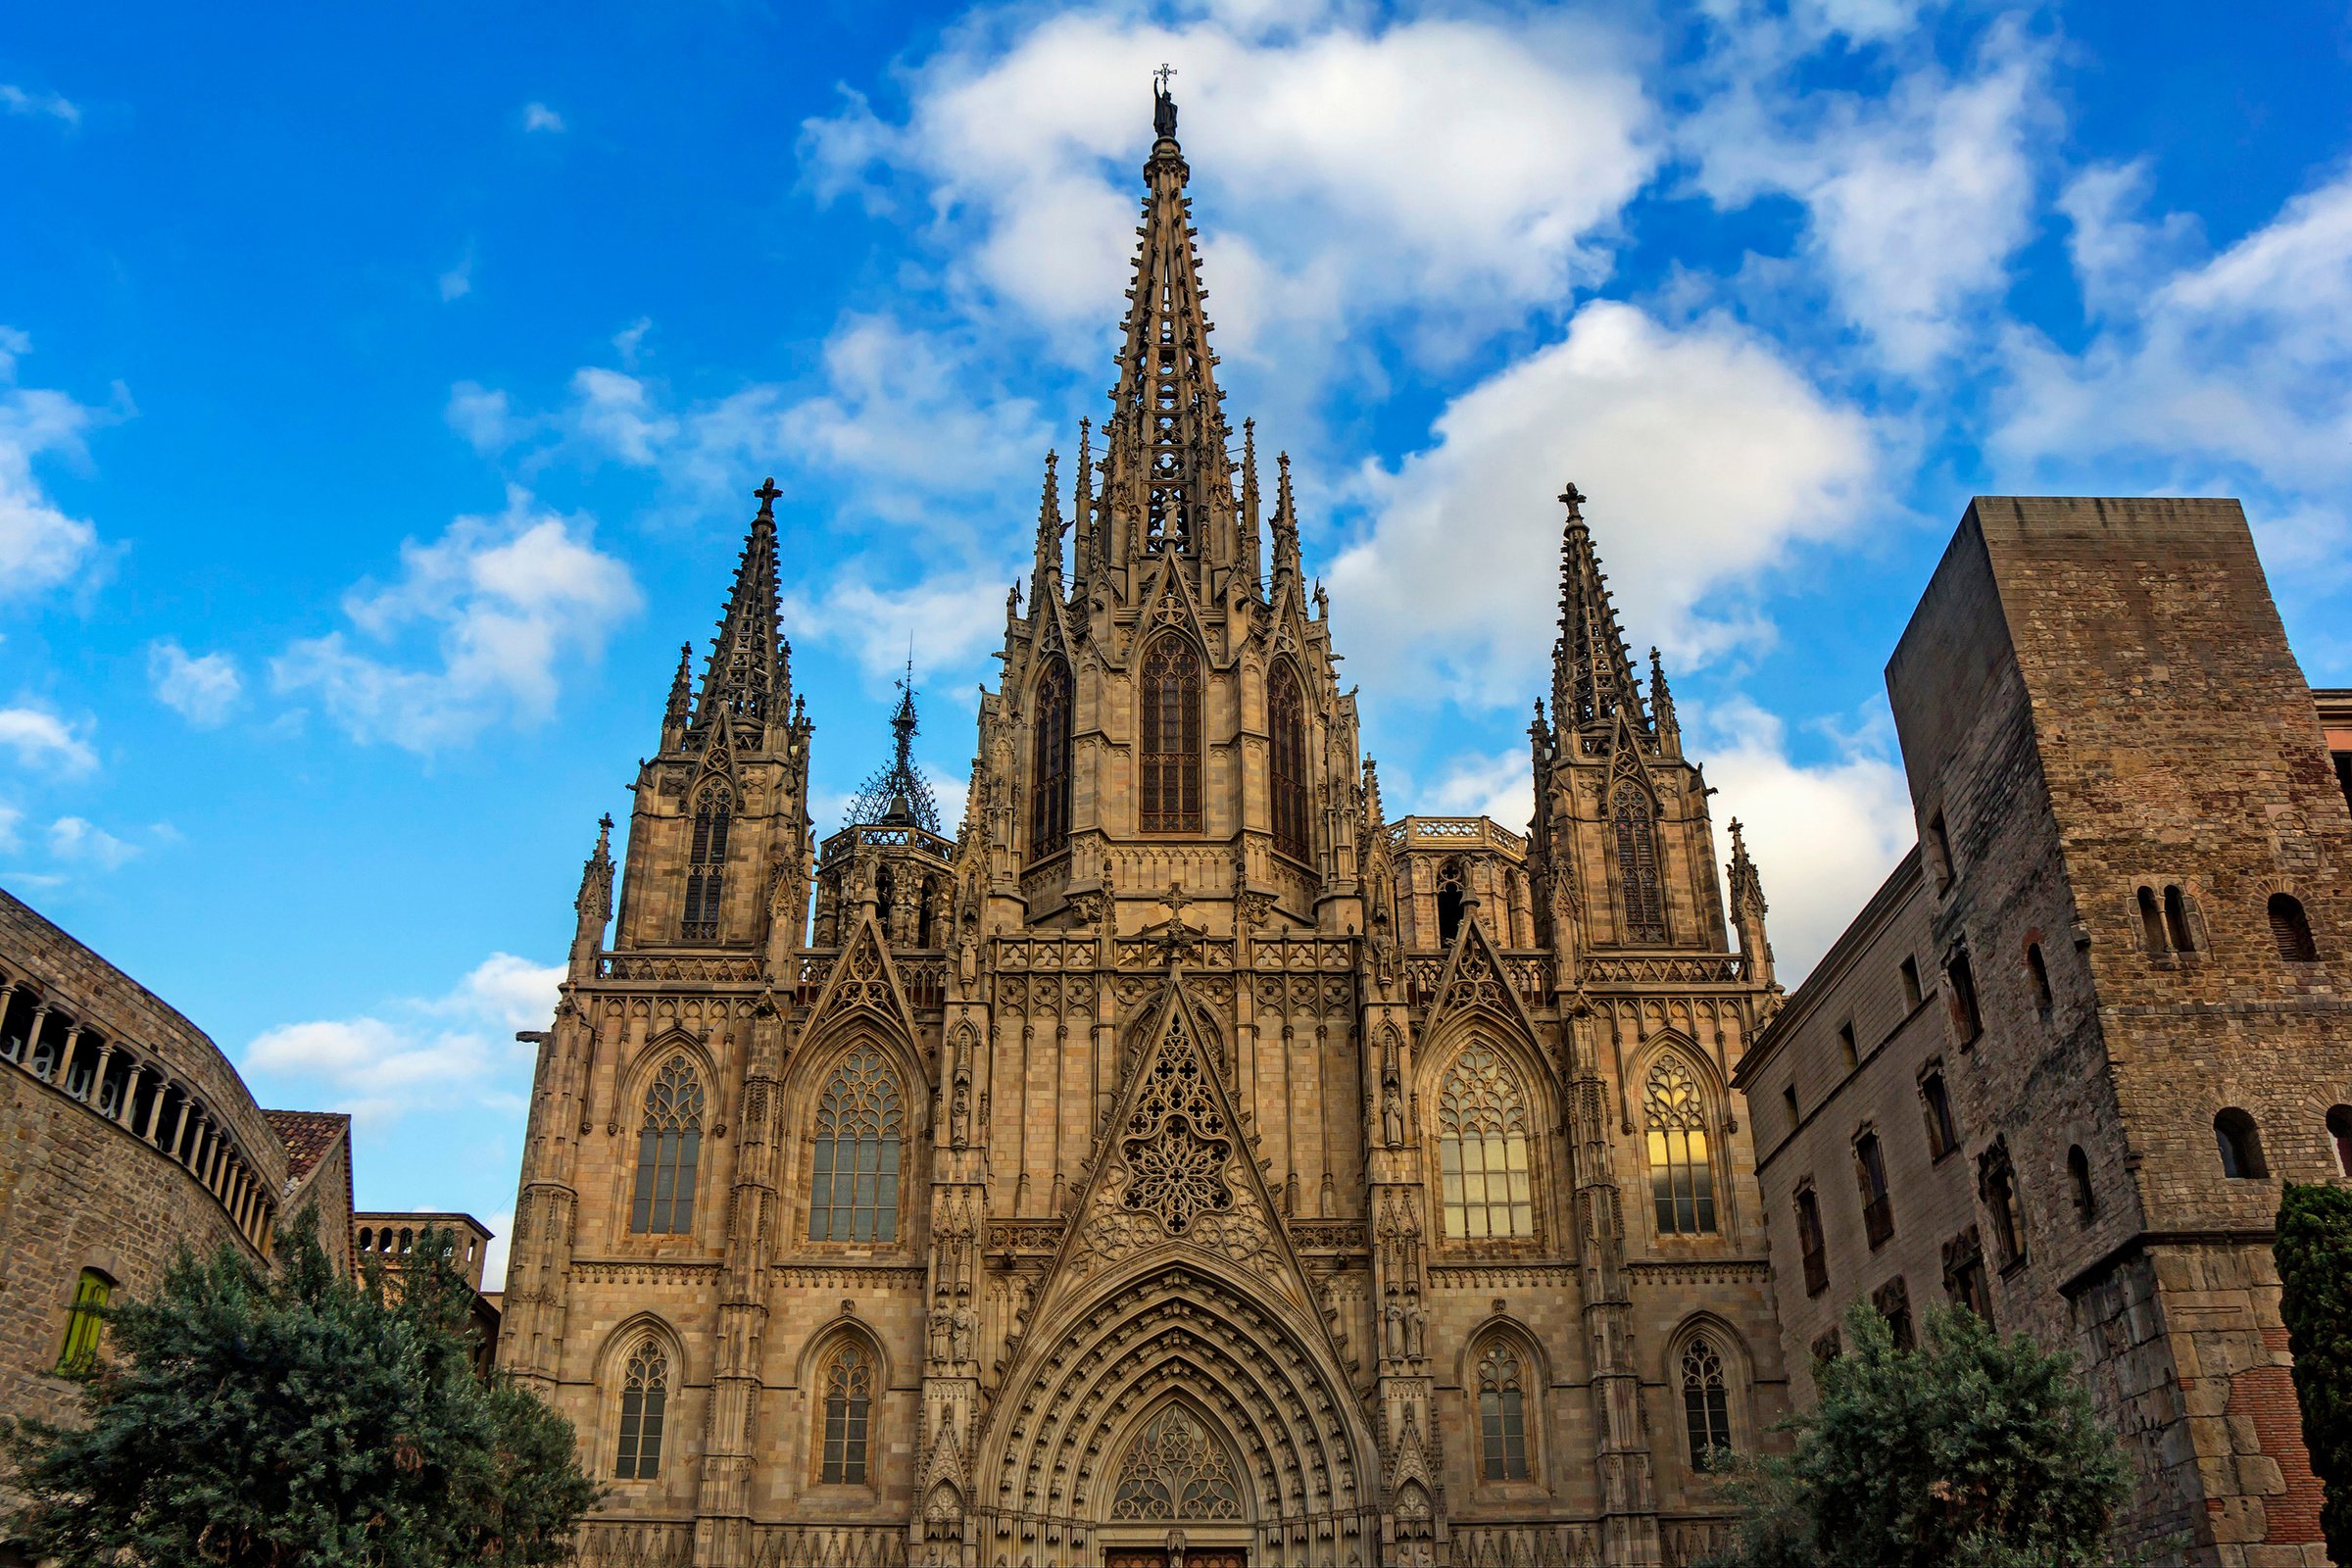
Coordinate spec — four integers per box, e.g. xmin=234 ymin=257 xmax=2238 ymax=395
xmin=683 ymin=785 xmax=732 ymax=941
xmin=1270 ymin=663 xmax=1308 ymax=860
xmin=1477 ymin=1341 xmax=1531 ymax=1481
xmin=56 ymin=1269 xmax=110 ymax=1374
xmin=1613 ymin=790 xmax=1667 ymax=943
xmin=810 ymin=1047 xmax=904 ymax=1243
xmin=1644 ymin=1056 xmax=1716 ymax=1235
xmin=819 ymin=1340 xmax=875 ymax=1484
xmin=631 ymin=1058 xmax=704 ymax=1235
xmin=1438 ymin=1044 xmax=1534 ymax=1240
xmin=1031 ymin=658 xmax=1073 ymax=860
xmin=1141 ymin=637 xmax=1201 ymax=833
xmin=615 ymin=1339 xmax=668 ymax=1480
xmin=1681 ymin=1337 xmax=1732 ymax=1471
xmin=1109 ymin=1405 xmax=1243 ymax=1520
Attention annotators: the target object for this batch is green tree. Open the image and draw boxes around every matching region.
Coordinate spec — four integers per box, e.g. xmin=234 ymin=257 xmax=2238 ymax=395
xmin=2277 ymin=1182 xmax=2352 ymax=1564
xmin=1702 ymin=1304 xmax=2132 ymax=1568
xmin=3 ymin=1206 xmax=598 ymax=1567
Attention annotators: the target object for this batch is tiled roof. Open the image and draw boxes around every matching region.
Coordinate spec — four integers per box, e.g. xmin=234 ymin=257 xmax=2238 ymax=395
xmin=262 ymin=1108 xmax=349 ymax=1182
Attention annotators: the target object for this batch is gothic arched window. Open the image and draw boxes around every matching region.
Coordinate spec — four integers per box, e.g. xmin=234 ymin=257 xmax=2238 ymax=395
xmin=1031 ymin=658 xmax=1073 ymax=860
xmin=1140 ymin=636 xmax=1202 ymax=833
xmin=1613 ymin=789 xmax=1668 ymax=944
xmin=818 ymin=1339 xmax=876 ymax=1485
xmin=57 ymin=1268 xmax=112 ymax=1374
xmin=683 ymin=784 xmax=732 ymax=942
xmin=615 ymin=1338 xmax=668 ymax=1480
xmin=1437 ymin=1043 xmax=1534 ymax=1240
xmin=1269 ymin=662 xmax=1308 ymax=861
xmin=1476 ymin=1340 xmax=1532 ymax=1481
xmin=1681 ymin=1336 xmax=1733 ymax=1471
xmin=631 ymin=1058 xmax=704 ymax=1235
xmin=809 ymin=1047 xmax=904 ymax=1243
xmin=1643 ymin=1055 xmax=1717 ymax=1236
xmin=1109 ymin=1404 xmax=1244 ymax=1519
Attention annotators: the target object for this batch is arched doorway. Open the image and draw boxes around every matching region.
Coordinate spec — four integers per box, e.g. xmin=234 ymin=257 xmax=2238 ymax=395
xmin=1100 ymin=1399 xmax=1250 ymax=1568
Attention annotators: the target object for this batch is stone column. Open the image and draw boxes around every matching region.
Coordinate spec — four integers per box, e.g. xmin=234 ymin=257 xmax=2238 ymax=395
xmin=116 ymin=1061 xmax=143 ymax=1127
xmin=85 ymin=1040 xmax=116 ymax=1110
xmin=169 ymin=1098 xmax=194 ymax=1159
xmin=22 ymin=1003 xmax=50 ymax=1078
xmin=142 ymin=1077 xmax=170 ymax=1142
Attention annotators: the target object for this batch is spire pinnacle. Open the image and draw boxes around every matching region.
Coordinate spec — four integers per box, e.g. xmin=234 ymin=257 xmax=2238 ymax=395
xmin=1550 ymin=482 xmax=1646 ymax=734
xmin=1649 ymin=646 xmax=1681 ymax=750
xmin=664 ymin=641 xmax=693 ymax=727
xmin=1032 ymin=449 xmax=1063 ymax=595
xmin=847 ymin=662 xmax=943 ymax=833
xmin=696 ymin=478 xmax=789 ymax=740
xmin=1271 ymin=451 xmax=1302 ymax=585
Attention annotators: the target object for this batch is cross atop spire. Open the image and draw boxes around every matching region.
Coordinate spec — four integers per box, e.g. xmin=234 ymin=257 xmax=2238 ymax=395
xmin=695 ymin=477 xmax=790 ymax=740
xmin=1551 ymin=482 xmax=1647 ymax=734
xmin=754 ymin=475 xmax=782 ymax=514
xmin=845 ymin=661 xmax=944 ymax=834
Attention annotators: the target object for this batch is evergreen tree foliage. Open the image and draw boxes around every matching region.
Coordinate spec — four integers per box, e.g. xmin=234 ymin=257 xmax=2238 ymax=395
xmin=1702 ymin=1303 xmax=2131 ymax=1568
xmin=3 ymin=1207 xmax=598 ymax=1566
xmin=2277 ymin=1182 xmax=2352 ymax=1564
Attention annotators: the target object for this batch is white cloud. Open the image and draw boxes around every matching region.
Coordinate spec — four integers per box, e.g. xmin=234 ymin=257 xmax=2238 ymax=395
xmin=244 ymin=953 xmax=563 ymax=1129
xmin=1329 ymin=301 xmax=1876 ymax=708
xmin=0 ymin=801 xmax=22 ymax=851
xmin=1415 ymin=750 xmax=1536 ymax=836
xmin=612 ymin=317 xmax=653 ymax=368
xmin=270 ymin=487 xmax=641 ymax=752
xmin=0 ymin=85 xmax=79 ymax=126
xmin=147 ymin=640 xmax=243 ymax=726
xmin=0 ymin=705 xmax=96 ymax=772
xmin=47 ymin=815 xmax=137 ymax=870
xmin=445 ymin=381 xmax=516 ymax=454
xmin=439 ymin=251 xmax=474 ymax=302
xmin=522 ymin=101 xmax=565 ymax=133
xmin=787 ymin=564 xmax=1014 ymax=683
xmin=0 ymin=328 xmax=107 ymax=602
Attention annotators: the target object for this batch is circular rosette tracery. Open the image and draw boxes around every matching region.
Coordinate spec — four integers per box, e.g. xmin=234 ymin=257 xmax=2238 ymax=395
xmin=1118 ymin=1016 xmax=1236 ymax=1237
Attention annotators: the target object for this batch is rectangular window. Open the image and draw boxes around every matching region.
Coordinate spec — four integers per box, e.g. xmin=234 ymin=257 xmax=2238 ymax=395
xmin=57 ymin=1270 xmax=111 ymax=1374
xmin=1872 ymin=1277 xmax=1915 ymax=1350
xmin=1946 ymin=952 xmax=1982 ymax=1043
xmin=1783 ymin=1084 xmax=1800 ymax=1133
xmin=1899 ymin=956 xmax=1923 ymax=1009
xmin=1920 ymin=1070 xmax=1959 ymax=1159
xmin=1838 ymin=1021 xmax=1857 ymax=1071
xmin=1795 ymin=1188 xmax=1828 ymax=1297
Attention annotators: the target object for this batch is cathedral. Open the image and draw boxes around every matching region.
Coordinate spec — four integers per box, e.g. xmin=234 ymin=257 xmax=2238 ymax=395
xmin=499 ymin=82 xmax=1788 ymax=1568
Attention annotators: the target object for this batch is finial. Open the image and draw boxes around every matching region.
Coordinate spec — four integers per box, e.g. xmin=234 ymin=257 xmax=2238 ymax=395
xmin=596 ymin=812 xmax=613 ymax=851
xmin=1152 ymin=66 xmax=1179 ymax=139
xmin=755 ymin=476 xmax=782 ymax=516
xmin=1558 ymin=481 xmax=1587 ymax=523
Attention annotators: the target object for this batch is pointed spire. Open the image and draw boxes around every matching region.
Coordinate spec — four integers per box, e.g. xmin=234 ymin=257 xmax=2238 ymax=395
xmin=1361 ymin=757 xmax=1386 ymax=831
xmin=1072 ymin=418 xmax=1097 ymax=591
xmin=1271 ymin=451 xmax=1302 ymax=586
xmin=1240 ymin=418 xmax=1262 ymax=587
xmin=662 ymin=640 xmax=693 ymax=736
xmin=1649 ymin=646 xmax=1681 ymax=752
xmin=696 ymin=477 xmax=789 ymax=740
xmin=1551 ymin=482 xmax=1646 ymax=734
xmin=1727 ymin=818 xmax=1775 ymax=987
xmin=570 ymin=812 xmax=616 ymax=975
xmin=846 ymin=659 xmax=944 ymax=834
xmin=1031 ymin=449 xmax=1062 ymax=608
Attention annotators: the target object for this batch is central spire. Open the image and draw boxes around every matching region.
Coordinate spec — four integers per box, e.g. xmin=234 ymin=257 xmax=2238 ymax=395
xmin=696 ymin=477 xmax=790 ymax=741
xmin=1551 ymin=483 xmax=1648 ymax=734
xmin=846 ymin=655 xmax=944 ymax=834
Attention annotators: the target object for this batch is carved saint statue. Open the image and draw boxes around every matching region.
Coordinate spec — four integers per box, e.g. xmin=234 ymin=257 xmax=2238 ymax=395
xmin=1381 ymin=1083 xmax=1406 ymax=1149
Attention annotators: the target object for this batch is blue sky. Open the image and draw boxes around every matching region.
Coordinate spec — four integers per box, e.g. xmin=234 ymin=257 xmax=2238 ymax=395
xmin=7 ymin=1 xmax=2351 ymax=1279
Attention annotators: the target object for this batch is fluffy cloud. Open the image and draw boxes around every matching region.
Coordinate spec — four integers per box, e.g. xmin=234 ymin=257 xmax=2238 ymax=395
xmin=148 ymin=640 xmax=243 ymax=726
xmin=1329 ymin=301 xmax=1876 ymax=707
xmin=439 ymin=250 xmax=474 ymax=303
xmin=0 ymin=84 xmax=79 ymax=126
xmin=786 ymin=564 xmax=1016 ymax=684
xmin=522 ymin=102 xmax=565 ymax=133
xmin=271 ymin=487 xmax=641 ymax=752
xmin=0 ymin=706 xmax=96 ymax=772
xmin=0 ymin=328 xmax=107 ymax=602
xmin=46 ymin=814 xmax=137 ymax=870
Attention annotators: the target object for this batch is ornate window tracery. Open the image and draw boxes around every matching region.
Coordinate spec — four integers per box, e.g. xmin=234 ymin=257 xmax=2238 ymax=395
xmin=1120 ymin=1015 xmax=1234 ymax=1236
xmin=1680 ymin=1336 xmax=1733 ymax=1471
xmin=631 ymin=1058 xmax=704 ymax=1236
xmin=1031 ymin=658 xmax=1073 ymax=860
xmin=818 ymin=1340 xmax=876 ymax=1485
xmin=615 ymin=1339 xmax=668 ymax=1480
xmin=810 ymin=1047 xmax=904 ymax=1243
xmin=1437 ymin=1043 xmax=1534 ymax=1240
xmin=1108 ymin=1405 xmax=1244 ymax=1520
xmin=1269 ymin=662 xmax=1308 ymax=861
xmin=1644 ymin=1055 xmax=1717 ymax=1236
xmin=1141 ymin=636 xmax=1202 ymax=833
xmin=1613 ymin=789 xmax=1668 ymax=944
xmin=683 ymin=784 xmax=732 ymax=942
xmin=1476 ymin=1340 xmax=1532 ymax=1481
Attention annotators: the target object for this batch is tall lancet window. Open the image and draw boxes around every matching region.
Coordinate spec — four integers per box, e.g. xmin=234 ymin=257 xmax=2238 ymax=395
xmin=631 ymin=1058 xmax=705 ymax=1235
xmin=683 ymin=784 xmax=732 ymax=942
xmin=1141 ymin=636 xmax=1202 ymax=833
xmin=1269 ymin=663 xmax=1309 ymax=861
xmin=1031 ymin=658 xmax=1073 ymax=861
xmin=1613 ymin=789 xmax=1668 ymax=944
xmin=809 ymin=1047 xmax=904 ymax=1243
xmin=1437 ymin=1043 xmax=1535 ymax=1240
xmin=1476 ymin=1340 xmax=1532 ymax=1481
xmin=614 ymin=1338 xmax=669 ymax=1480
xmin=1644 ymin=1055 xmax=1718 ymax=1236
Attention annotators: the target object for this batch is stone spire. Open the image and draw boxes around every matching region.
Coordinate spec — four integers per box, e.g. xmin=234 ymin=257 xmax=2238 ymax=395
xmin=1071 ymin=418 xmax=1098 ymax=594
xmin=1648 ymin=646 xmax=1681 ymax=755
xmin=1031 ymin=449 xmax=1063 ymax=612
xmin=696 ymin=477 xmax=790 ymax=740
xmin=847 ymin=658 xmax=944 ymax=834
xmin=1727 ymin=818 xmax=1775 ymax=988
xmin=662 ymin=641 xmax=694 ymax=748
xmin=569 ymin=813 xmax=615 ymax=979
xmin=1240 ymin=417 xmax=1263 ymax=588
xmin=1104 ymin=75 xmax=1235 ymax=565
xmin=1271 ymin=451 xmax=1302 ymax=590
xmin=1550 ymin=482 xmax=1646 ymax=734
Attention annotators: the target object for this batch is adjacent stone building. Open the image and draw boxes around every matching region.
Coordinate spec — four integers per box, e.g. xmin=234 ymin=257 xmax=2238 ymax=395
xmin=1736 ymin=497 xmax=2352 ymax=1568
xmin=501 ymin=82 xmax=1790 ymax=1568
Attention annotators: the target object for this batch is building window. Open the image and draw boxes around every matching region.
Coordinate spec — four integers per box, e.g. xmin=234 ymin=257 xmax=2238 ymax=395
xmin=1437 ymin=1043 xmax=1535 ymax=1240
xmin=2137 ymin=887 xmax=2168 ymax=956
xmin=1140 ymin=636 xmax=1202 ymax=833
xmin=1920 ymin=1069 xmax=1959 ymax=1160
xmin=2329 ymin=1104 xmax=2352 ymax=1178
xmin=1269 ymin=662 xmax=1309 ymax=861
xmin=2164 ymin=886 xmax=2196 ymax=954
xmin=1899 ymin=956 xmax=1922 ymax=1009
xmin=1837 ymin=1021 xmax=1857 ymax=1071
xmin=2026 ymin=943 xmax=2052 ymax=1014
xmin=1783 ymin=1084 xmax=1800 ymax=1133
xmin=1945 ymin=951 xmax=1982 ymax=1043
xmin=631 ymin=1058 xmax=705 ymax=1236
xmin=57 ymin=1269 xmax=111 ymax=1374
xmin=683 ymin=786 xmax=732 ymax=942
xmin=1030 ymin=658 xmax=1073 ymax=860
xmin=614 ymin=1339 xmax=668 ymax=1480
xmin=1809 ymin=1328 xmax=1841 ymax=1366
xmin=818 ymin=1340 xmax=876 ymax=1485
xmin=1109 ymin=1403 xmax=1243 ymax=1520
xmin=2269 ymin=894 xmax=2318 ymax=962
xmin=1855 ymin=1131 xmax=1893 ymax=1249
xmin=2067 ymin=1145 xmax=2096 ymax=1223
xmin=1476 ymin=1341 xmax=1532 ymax=1482
xmin=1681 ymin=1337 xmax=1734 ymax=1471
xmin=1927 ymin=809 xmax=1954 ymax=892
xmin=1872 ymin=1277 xmax=1915 ymax=1350
xmin=1795 ymin=1185 xmax=1828 ymax=1296
xmin=1644 ymin=1054 xmax=1717 ymax=1236
xmin=809 ymin=1046 xmax=905 ymax=1243
xmin=1437 ymin=859 xmax=1466 ymax=947
xmin=1980 ymin=1141 xmax=2026 ymax=1270
xmin=1612 ymin=790 xmax=1668 ymax=944
xmin=1942 ymin=1227 xmax=1994 ymax=1326
xmin=2215 ymin=1108 xmax=2268 ymax=1180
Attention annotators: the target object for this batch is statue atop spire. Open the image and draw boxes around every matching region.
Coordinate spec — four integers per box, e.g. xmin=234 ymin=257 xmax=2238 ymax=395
xmin=1550 ymin=481 xmax=1647 ymax=734
xmin=846 ymin=656 xmax=944 ymax=834
xmin=1152 ymin=65 xmax=1179 ymax=140
xmin=696 ymin=477 xmax=790 ymax=741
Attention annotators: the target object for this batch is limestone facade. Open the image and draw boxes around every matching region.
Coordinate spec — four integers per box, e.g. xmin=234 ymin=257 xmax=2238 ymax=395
xmin=500 ymin=85 xmax=1788 ymax=1568
xmin=1737 ymin=498 xmax=2352 ymax=1568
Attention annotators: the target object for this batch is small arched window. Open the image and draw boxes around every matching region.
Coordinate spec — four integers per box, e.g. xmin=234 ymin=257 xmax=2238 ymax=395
xmin=2215 ymin=1108 xmax=2267 ymax=1179
xmin=684 ymin=785 xmax=733 ymax=942
xmin=1437 ymin=860 xmax=1465 ymax=948
xmin=1269 ymin=663 xmax=1309 ymax=861
xmin=2270 ymin=894 xmax=2318 ymax=962
xmin=2164 ymin=886 xmax=2196 ymax=953
xmin=1980 ymin=1141 xmax=2026 ymax=1268
xmin=2329 ymin=1104 xmax=2352 ymax=1179
xmin=1476 ymin=1340 xmax=1532 ymax=1481
xmin=818 ymin=1339 xmax=876 ymax=1485
xmin=1031 ymin=658 xmax=1073 ymax=861
xmin=615 ymin=1339 xmax=668 ymax=1480
xmin=632 ymin=1057 xmax=705 ymax=1235
xmin=1681 ymin=1336 xmax=1734 ymax=1471
xmin=1437 ymin=1043 xmax=1534 ymax=1240
xmin=810 ymin=1047 xmax=905 ymax=1243
xmin=1643 ymin=1055 xmax=1717 ymax=1236
xmin=57 ymin=1269 xmax=112 ymax=1374
xmin=2137 ymin=887 xmax=2167 ymax=956
xmin=2067 ymin=1145 xmax=2096 ymax=1223
xmin=2026 ymin=943 xmax=2053 ymax=1014
xmin=1855 ymin=1130 xmax=1893 ymax=1248
xmin=1140 ymin=636 xmax=1202 ymax=834
xmin=1613 ymin=789 xmax=1668 ymax=944
xmin=1794 ymin=1186 xmax=1828 ymax=1296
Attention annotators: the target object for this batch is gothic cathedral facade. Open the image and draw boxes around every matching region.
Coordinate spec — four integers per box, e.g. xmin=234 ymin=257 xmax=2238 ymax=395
xmin=500 ymin=86 xmax=1790 ymax=1568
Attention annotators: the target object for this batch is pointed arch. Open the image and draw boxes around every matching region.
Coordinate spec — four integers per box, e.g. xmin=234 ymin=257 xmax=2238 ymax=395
xmin=1461 ymin=1321 xmax=1544 ymax=1485
xmin=684 ymin=779 xmax=734 ymax=942
xmin=1433 ymin=1039 xmax=1536 ymax=1240
xmin=1611 ymin=780 xmax=1667 ymax=944
xmin=815 ymin=1330 xmax=881 ymax=1485
xmin=1031 ymin=656 xmax=1073 ymax=861
xmin=1642 ymin=1046 xmax=1719 ymax=1237
xmin=1140 ymin=633 xmax=1202 ymax=833
xmin=1268 ymin=660 xmax=1309 ymax=862
xmin=1105 ymin=1396 xmax=1248 ymax=1520
xmin=1665 ymin=1314 xmax=1753 ymax=1474
xmin=597 ymin=1314 xmax=686 ymax=1483
xmin=631 ymin=1054 xmax=706 ymax=1236
xmin=808 ymin=1042 xmax=906 ymax=1243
